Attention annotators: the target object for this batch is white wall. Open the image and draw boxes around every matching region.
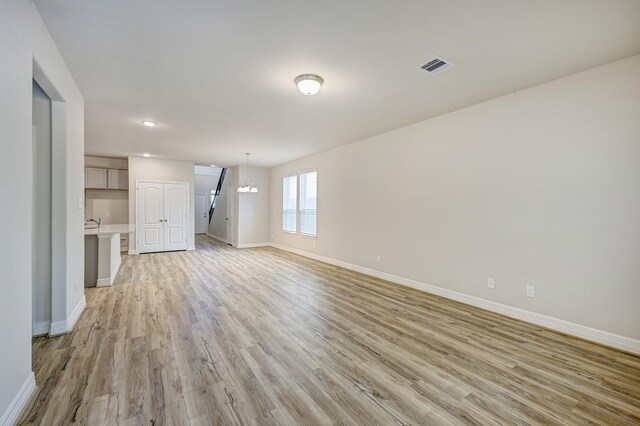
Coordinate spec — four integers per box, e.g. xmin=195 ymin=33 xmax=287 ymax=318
xmin=1 ymin=0 xmax=85 ymax=422
xmin=85 ymin=190 xmax=129 ymax=224
xmin=237 ymin=166 xmax=270 ymax=246
xmin=209 ymin=169 xmax=233 ymax=241
xmin=194 ymin=174 xmax=217 ymax=195
xmin=128 ymin=156 xmax=196 ymax=252
xmin=271 ymin=54 xmax=640 ymax=342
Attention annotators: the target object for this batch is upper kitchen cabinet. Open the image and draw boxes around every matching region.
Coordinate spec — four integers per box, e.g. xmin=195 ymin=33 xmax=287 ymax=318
xmin=108 ymin=169 xmax=128 ymax=190
xmin=85 ymin=167 xmax=107 ymax=189
xmin=85 ymin=167 xmax=128 ymax=190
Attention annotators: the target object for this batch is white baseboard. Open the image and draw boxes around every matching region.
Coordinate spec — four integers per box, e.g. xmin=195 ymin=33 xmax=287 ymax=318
xmin=32 ymin=321 xmax=50 ymax=336
xmin=96 ymin=278 xmax=112 ymax=287
xmin=0 ymin=372 xmax=35 ymax=426
xmin=188 ymin=245 xmax=196 ymax=251
xmin=206 ymin=233 xmax=229 ymax=244
xmin=236 ymin=242 xmax=270 ymax=248
xmin=269 ymin=243 xmax=640 ymax=355
xmin=128 ymin=249 xmax=137 ymax=255
xmin=49 ymin=295 xmax=87 ymax=337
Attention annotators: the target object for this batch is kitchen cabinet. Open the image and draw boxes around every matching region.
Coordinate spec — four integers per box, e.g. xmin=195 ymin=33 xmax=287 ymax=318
xmin=85 ymin=167 xmax=108 ymax=189
xmin=108 ymin=169 xmax=128 ymax=190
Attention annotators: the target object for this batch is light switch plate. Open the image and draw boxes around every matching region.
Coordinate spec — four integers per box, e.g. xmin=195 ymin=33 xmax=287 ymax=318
xmin=526 ymin=285 xmax=535 ymax=298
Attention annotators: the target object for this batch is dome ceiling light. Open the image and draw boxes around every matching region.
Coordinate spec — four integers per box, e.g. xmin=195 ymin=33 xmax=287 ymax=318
xmin=295 ymin=74 xmax=323 ymax=96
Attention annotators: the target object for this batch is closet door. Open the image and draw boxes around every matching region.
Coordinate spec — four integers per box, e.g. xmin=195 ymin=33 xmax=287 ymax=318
xmin=163 ymin=183 xmax=188 ymax=251
xmin=138 ymin=182 xmax=164 ymax=253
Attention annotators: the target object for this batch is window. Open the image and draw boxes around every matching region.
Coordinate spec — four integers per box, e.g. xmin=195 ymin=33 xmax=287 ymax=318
xmin=282 ymin=170 xmax=317 ymax=237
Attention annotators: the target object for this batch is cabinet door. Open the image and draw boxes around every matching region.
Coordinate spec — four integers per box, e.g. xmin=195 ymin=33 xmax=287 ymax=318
xmin=108 ymin=169 xmax=128 ymax=190
xmin=85 ymin=168 xmax=107 ymax=189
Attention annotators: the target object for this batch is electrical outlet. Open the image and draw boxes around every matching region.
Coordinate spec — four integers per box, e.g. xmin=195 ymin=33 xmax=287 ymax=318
xmin=105 ymin=211 xmax=111 ymax=218
xmin=526 ymin=285 xmax=535 ymax=298
xmin=487 ymin=277 xmax=495 ymax=289
xmin=376 ymin=255 xmax=381 ymax=263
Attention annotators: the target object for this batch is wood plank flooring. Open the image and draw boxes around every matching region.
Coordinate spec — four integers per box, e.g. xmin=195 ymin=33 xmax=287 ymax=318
xmin=18 ymin=235 xmax=640 ymax=425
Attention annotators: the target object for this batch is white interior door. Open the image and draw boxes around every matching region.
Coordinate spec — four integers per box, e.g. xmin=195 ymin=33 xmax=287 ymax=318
xmin=195 ymin=194 xmax=207 ymax=234
xmin=164 ymin=183 xmax=188 ymax=251
xmin=138 ymin=182 xmax=164 ymax=253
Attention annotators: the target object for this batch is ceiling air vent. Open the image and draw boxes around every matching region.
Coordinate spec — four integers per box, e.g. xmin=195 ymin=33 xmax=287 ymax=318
xmin=418 ymin=57 xmax=453 ymax=75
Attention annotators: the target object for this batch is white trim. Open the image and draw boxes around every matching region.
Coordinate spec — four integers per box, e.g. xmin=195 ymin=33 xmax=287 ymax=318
xmin=96 ymin=278 xmax=112 ymax=287
xmin=32 ymin=321 xmax=50 ymax=336
xmin=0 ymin=372 xmax=36 ymax=426
xmin=236 ymin=242 xmax=270 ymax=248
xmin=206 ymin=233 xmax=228 ymax=244
xmin=49 ymin=295 xmax=86 ymax=336
xmin=188 ymin=245 xmax=196 ymax=251
xmin=269 ymin=243 xmax=640 ymax=355
xmin=128 ymin=249 xmax=137 ymax=255
xmin=49 ymin=320 xmax=67 ymax=336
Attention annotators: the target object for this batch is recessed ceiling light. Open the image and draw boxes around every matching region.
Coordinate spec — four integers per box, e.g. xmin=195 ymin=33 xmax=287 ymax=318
xmin=142 ymin=120 xmax=157 ymax=127
xmin=142 ymin=153 xmax=151 ymax=157
xmin=295 ymin=74 xmax=323 ymax=96
xmin=210 ymin=164 xmax=217 ymax=167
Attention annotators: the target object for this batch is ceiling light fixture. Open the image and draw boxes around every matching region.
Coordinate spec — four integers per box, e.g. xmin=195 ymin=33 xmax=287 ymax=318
xmin=142 ymin=120 xmax=157 ymax=127
xmin=142 ymin=153 xmax=151 ymax=157
xmin=237 ymin=153 xmax=258 ymax=193
xmin=295 ymin=74 xmax=323 ymax=96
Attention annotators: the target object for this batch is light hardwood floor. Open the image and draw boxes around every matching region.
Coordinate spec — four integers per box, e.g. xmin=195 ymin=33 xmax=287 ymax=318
xmin=19 ymin=235 xmax=640 ymax=425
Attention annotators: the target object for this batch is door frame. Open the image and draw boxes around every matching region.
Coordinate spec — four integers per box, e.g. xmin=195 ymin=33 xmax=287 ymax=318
xmin=136 ymin=179 xmax=190 ymax=253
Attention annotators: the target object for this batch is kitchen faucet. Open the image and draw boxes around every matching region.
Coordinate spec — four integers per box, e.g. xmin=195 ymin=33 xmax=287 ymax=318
xmin=87 ymin=217 xmax=103 ymax=227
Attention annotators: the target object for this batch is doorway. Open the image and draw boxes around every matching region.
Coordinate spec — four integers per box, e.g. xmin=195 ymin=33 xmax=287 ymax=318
xmin=32 ymin=80 xmax=52 ymax=336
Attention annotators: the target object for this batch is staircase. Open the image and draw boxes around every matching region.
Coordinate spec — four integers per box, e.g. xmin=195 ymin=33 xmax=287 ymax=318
xmin=209 ymin=168 xmax=227 ymax=223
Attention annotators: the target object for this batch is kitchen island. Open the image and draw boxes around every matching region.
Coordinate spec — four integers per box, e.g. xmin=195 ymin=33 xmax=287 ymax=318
xmin=84 ymin=224 xmax=134 ymax=287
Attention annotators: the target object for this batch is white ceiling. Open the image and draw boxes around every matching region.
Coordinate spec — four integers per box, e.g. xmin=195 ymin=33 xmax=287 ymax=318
xmin=35 ymin=0 xmax=640 ymax=167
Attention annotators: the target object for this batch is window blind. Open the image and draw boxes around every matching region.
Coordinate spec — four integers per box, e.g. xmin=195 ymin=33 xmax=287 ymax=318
xmin=299 ymin=171 xmax=317 ymax=236
xmin=282 ymin=175 xmax=297 ymax=232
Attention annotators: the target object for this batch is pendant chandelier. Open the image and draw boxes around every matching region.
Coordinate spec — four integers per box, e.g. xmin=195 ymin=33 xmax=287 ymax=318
xmin=237 ymin=153 xmax=258 ymax=193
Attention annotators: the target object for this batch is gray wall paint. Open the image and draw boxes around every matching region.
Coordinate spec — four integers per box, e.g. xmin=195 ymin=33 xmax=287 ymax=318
xmin=1 ymin=0 xmax=85 ymax=418
xmin=32 ymin=80 xmax=51 ymax=334
xmin=237 ymin=166 xmax=270 ymax=245
xmin=271 ymin=54 xmax=640 ymax=341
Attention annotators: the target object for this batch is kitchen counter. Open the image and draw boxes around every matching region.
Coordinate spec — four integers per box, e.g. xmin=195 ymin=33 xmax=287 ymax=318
xmin=84 ymin=224 xmax=134 ymax=287
xmin=84 ymin=224 xmax=135 ymax=236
